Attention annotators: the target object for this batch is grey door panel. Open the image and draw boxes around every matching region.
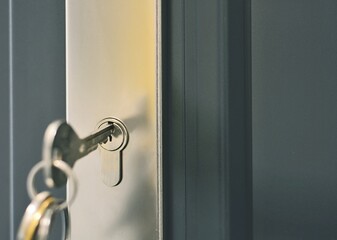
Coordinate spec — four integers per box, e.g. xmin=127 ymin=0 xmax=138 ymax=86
xmin=2 ymin=1 xmax=66 ymax=239
xmin=0 ymin=0 xmax=10 ymax=238
xmin=253 ymin=0 xmax=337 ymax=239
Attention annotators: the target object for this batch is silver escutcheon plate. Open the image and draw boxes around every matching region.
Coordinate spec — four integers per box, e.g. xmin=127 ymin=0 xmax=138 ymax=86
xmin=66 ymin=0 xmax=162 ymax=239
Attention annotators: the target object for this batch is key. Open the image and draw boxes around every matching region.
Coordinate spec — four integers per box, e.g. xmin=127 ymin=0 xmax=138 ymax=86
xmin=42 ymin=118 xmax=128 ymax=188
xmin=42 ymin=120 xmax=115 ymax=188
xmin=17 ymin=192 xmax=55 ymax=240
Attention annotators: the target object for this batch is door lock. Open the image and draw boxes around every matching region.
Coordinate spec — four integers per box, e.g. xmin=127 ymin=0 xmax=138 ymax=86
xmin=42 ymin=117 xmax=129 ymax=188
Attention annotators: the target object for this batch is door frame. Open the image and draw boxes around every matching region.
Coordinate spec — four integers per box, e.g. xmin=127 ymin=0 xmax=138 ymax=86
xmin=162 ymin=0 xmax=252 ymax=239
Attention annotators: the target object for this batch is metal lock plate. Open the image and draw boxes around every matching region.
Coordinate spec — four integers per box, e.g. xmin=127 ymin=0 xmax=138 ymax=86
xmin=66 ymin=0 xmax=162 ymax=239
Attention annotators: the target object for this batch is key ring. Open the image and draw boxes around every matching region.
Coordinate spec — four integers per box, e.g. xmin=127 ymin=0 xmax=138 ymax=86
xmin=37 ymin=202 xmax=70 ymax=240
xmin=27 ymin=159 xmax=78 ymax=211
xmin=17 ymin=191 xmax=53 ymax=240
xmin=17 ymin=192 xmax=71 ymax=240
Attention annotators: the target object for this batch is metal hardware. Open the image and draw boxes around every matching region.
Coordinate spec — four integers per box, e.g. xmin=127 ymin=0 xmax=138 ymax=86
xmin=17 ymin=159 xmax=76 ymax=240
xmin=28 ymin=160 xmax=78 ymax=210
xmin=66 ymin=0 xmax=162 ymax=238
xmin=97 ymin=117 xmax=129 ymax=187
xmin=97 ymin=118 xmax=128 ymax=151
xmin=42 ymin=118 xmax=128 ymax=188
xmin=17 ymin=191 xmax=71 ymax=240
xmin=36 ymin=202 xmax=70 ymax=240
xmin=18 ymin=117 xmax=127 ymax=239
xmin=17 ymin=192 xmax=53 ymax=240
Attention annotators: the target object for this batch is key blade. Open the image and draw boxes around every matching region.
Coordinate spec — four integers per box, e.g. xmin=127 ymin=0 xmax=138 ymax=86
xmin=80 ymin=123 xmax=114 ymax=155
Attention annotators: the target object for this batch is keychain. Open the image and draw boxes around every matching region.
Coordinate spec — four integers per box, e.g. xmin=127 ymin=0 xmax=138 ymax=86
xmin=17 ymin=118 xmax=126 ymax=239
xmin=17 ymin=160 xmax=77 ymax=240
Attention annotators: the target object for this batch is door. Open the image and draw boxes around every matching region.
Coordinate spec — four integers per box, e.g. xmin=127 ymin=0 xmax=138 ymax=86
xmin=2 ymin=0 xmax=337 ymax=240
xmin=1 ymin=1 xmax=66 ymax=239
xmin=252 ymin=1 xmax=337 ymax=239
xmin=2 ymin=0 xmax=251 ymax=239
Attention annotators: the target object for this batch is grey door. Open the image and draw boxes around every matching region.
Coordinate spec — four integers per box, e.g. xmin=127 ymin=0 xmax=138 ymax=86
xmin=252 ymin=1 xmax=337 ymax=239
xmin=0 ymin=1 xmax=66 ymax=239
xmin=2 ymin=0 xmax=337 ymax=240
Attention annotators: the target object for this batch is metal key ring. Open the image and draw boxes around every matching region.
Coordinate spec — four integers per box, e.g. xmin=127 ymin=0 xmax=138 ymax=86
xmin=17 ymin=191 xmax=53 ymax=240
xmin=27 ymin=160 xmax=77 ymax=211
xmin=37 ymin=202 xmax=70 ymax=240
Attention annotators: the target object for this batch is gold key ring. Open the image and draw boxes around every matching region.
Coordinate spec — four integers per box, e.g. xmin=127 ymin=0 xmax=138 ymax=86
xmin=24 ymin=196 xmax=55 ymax=240
xmin=17 ymin=192 xmax=53 ymax=240
xmin=36 ymin=201 xmax=70 ymax=240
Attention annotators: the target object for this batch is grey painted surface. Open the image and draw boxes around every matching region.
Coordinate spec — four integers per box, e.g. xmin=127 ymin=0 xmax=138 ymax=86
xmin=0 ymin=0 xmax=10 ymax=238
xmin=1 ymin=0 xmax=66 ymax=238
xmin=252 ymin=1 xmax=337 ymax=239
xmin=162 ymin=0 xmax=252 ymax=239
